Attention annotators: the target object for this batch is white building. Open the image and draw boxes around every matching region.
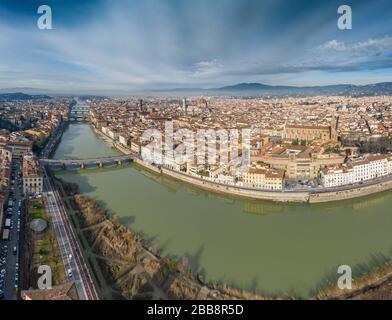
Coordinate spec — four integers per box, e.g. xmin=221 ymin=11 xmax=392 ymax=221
xmin=101 ymin=126 xmax=108 ymax=135
xmin=107 ymin=129 xmax=117 ymax=140
xmin=321 ymin=154 xmax=392 ymax=188
xmin=163 ymin=152 xmax=180 ymax=171
xmin=217 ymin=174 xmax=235 ymax=185
xmin=118 ymin=135 xmax=127 ymax=147
xmin=388 ymin=156 xmax=392 ymax=175
xmin=130 ymin=141 xmax=141 ymax=153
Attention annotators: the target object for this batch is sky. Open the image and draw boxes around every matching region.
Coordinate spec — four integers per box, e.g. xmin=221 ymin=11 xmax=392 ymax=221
xmin=0 ymin=0 xmax=392 ymax=93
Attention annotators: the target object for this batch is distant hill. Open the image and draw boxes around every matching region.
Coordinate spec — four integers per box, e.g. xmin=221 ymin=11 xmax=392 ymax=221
xmin=213 ymin=82 xmax=392 ymax=96
xmin=2 ymin=82 xmax=392 ymax=98
xmin=149 ymin=82 xmax=392 ymax=97
xmin=216 ymin=82 xmax=291 ymax=91
xmin=0 ymin=92 xmax=52 ymax=101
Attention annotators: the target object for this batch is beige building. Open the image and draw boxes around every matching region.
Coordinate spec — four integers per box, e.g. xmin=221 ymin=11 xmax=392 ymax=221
xmin=242 ymin=168 xmax=284 ymax=190
xmin=283 ymin=117 xmax=338 ymax=142
xmin=5 ymin=139 xmax=32 ymax=157
xmin=253 ymin=144 xmax=345 ymax=180
xmin=265 ymin=170 xmax=285 ymax=190
xmin=23 ymin=153 xmax=43 ymax=194
xmin=0 ymin=146 xmax=12 ymax=163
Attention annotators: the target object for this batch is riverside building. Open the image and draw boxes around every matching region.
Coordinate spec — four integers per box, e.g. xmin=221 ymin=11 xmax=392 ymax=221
xmin=242 ymin=168 xmax=285 ymax=190
xmin=252 ymin=144 xmax=345 ymax=180
xmin=320 ymin=154 xmax=392 ymax=188
xmin=22 ymin=153 xmax=43 ymax=194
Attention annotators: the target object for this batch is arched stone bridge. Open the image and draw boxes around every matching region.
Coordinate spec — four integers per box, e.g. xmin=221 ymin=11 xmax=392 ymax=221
xmin=40 ymin=154 xmax=137 ymax=169
xmin=70 ymin=105 xmax=90 ymax=122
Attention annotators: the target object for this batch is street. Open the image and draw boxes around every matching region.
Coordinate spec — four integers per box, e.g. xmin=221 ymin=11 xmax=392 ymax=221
xmin=42 ymin=166 xmax=98 ymax=300
xmin=0 ymin=158 xmax=23 ymax=300
xmin=1 ymin=121 xmax=99 ymax=300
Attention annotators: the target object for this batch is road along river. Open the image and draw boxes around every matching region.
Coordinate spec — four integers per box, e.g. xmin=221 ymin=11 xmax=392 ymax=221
xmin=53 ymin=123 xmax=392 ymax=298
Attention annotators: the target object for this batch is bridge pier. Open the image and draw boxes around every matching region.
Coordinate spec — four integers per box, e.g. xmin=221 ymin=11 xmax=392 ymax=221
xmin=98 ymin=161 xmax=103 ymax=168
xmin=117 ymin=160 xmax=122 ymax=166
xmin=80 ymin=162 xmax=85 ymax=170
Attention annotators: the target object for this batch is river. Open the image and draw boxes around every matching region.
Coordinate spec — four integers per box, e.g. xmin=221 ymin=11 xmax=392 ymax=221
xmin=53 ymin=122 xmax=392 ymax=298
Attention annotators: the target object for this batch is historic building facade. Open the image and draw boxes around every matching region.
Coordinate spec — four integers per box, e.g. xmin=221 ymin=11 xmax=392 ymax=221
xmin=320 ymin=155 xmax=392 ymax=188
xmin=22 ymin=153 xmax=43 ymax=194
xmin=283 ymin=117 xmax=338 ymax=142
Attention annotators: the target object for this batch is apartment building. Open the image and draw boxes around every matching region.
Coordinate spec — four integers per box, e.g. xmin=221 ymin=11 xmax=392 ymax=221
xmin=22 ymin=153 xmax=43 ymax=194
xmin=6 ymin=139 xmax=32 ymax=158
xmin=320 ymin=155 xmax=392 ymax=188
xmin=242 ymin=168 xmax=284 ymax=190
xmin=0 ymin=146 xmax=12 ymax=163
xmin=254 ymin=145 xmax=345 ymax=180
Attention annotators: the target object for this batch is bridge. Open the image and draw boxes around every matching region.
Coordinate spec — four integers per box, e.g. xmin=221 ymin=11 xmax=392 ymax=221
xmin=40 ymin=154 xmax=137 ymax=169
xmin=70 ymin=104 xmax=90 ymax=122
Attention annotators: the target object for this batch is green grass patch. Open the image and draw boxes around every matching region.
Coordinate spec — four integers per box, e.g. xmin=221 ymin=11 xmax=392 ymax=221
xmin=29 ymin=199 xmax=47 ymax=221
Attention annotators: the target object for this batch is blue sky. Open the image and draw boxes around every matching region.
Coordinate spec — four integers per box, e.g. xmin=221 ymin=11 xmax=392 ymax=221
xmin=0 ymin=0 xmax=392 ymax=92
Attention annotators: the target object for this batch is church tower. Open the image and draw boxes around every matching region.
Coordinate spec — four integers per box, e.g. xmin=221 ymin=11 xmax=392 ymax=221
xmin=330 ymin=116 xmax=338 ymax=141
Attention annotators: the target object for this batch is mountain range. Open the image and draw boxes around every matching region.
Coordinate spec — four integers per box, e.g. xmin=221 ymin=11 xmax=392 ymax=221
xmin=148 ymin=82 xmax=392 ymax=96
xmin=0 ymin=92 xmax=51 ymax=101
xmin=1 ymin=82 xmax=392 ymax=97
xmin=168 ymin=82 xmax=392 ymax=96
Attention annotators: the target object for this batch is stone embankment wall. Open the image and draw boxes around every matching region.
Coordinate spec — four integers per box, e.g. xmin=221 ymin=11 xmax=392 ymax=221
xmin=161 ymin=167 xmax=309 ymax=202
xmin=309 ymin=179 xmax=392 ymax=203
xmin=133 ymin=158 xmax=161 ymax=174
xmin=134 ymin=159 xmax=392 ymax=203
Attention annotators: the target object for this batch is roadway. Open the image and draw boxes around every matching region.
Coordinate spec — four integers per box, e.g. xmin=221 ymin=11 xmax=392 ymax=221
xmin=1 ymin=158 xmax=23 ymax=300
xmin=42 ymin=166 xmax=99 ymax=300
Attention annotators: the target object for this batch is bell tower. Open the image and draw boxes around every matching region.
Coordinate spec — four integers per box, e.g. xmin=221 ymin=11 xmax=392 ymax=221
xmin=330 ymin=116 xmax=338 ymax=141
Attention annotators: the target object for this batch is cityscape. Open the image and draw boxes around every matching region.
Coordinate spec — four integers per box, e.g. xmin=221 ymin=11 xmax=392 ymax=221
xmin=1 ymin=0 xmax=392 ymax=309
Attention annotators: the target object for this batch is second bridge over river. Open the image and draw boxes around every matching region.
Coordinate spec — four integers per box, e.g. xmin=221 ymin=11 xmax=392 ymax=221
xmin=40 ymin=154 xmax=137 ymax=170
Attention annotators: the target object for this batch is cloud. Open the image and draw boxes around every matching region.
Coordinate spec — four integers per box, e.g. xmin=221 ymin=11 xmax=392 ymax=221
xmin=0 ymin=0 xmax=392 ymax=90
xmin=192 ymin=59 xmax=224 ymax=76
xmin=317 ymin=36 xmax=392 ymax=57
xmin=211 ymin=57 xmax=392 ymax=78
xmin=317 ymin=40 xmax=346 ymax=51
xmin=352 ymin=37 xmax=392 ymax=57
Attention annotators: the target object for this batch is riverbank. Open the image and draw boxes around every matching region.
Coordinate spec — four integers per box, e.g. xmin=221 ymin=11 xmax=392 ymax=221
xmin=135 ymin=156 xmax=392 ymax=204
xmin=55 ymin=176 xmax=392 ymax=300
xmin=90 ymin=125 xmax=131 ymax=155
xmin=55 ymin=177 xmax=288 ymax=300
xmin=315 ymin=260 xmax=392 ymax=300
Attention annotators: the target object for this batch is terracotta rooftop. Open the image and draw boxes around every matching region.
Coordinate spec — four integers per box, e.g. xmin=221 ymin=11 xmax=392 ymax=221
xmin=21 ymin=282 xmax=79 ymax=300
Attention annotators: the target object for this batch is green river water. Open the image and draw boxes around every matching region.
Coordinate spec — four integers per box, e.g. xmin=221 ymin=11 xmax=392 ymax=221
xmin=54 ymin=123 xmax=392 ymax=298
